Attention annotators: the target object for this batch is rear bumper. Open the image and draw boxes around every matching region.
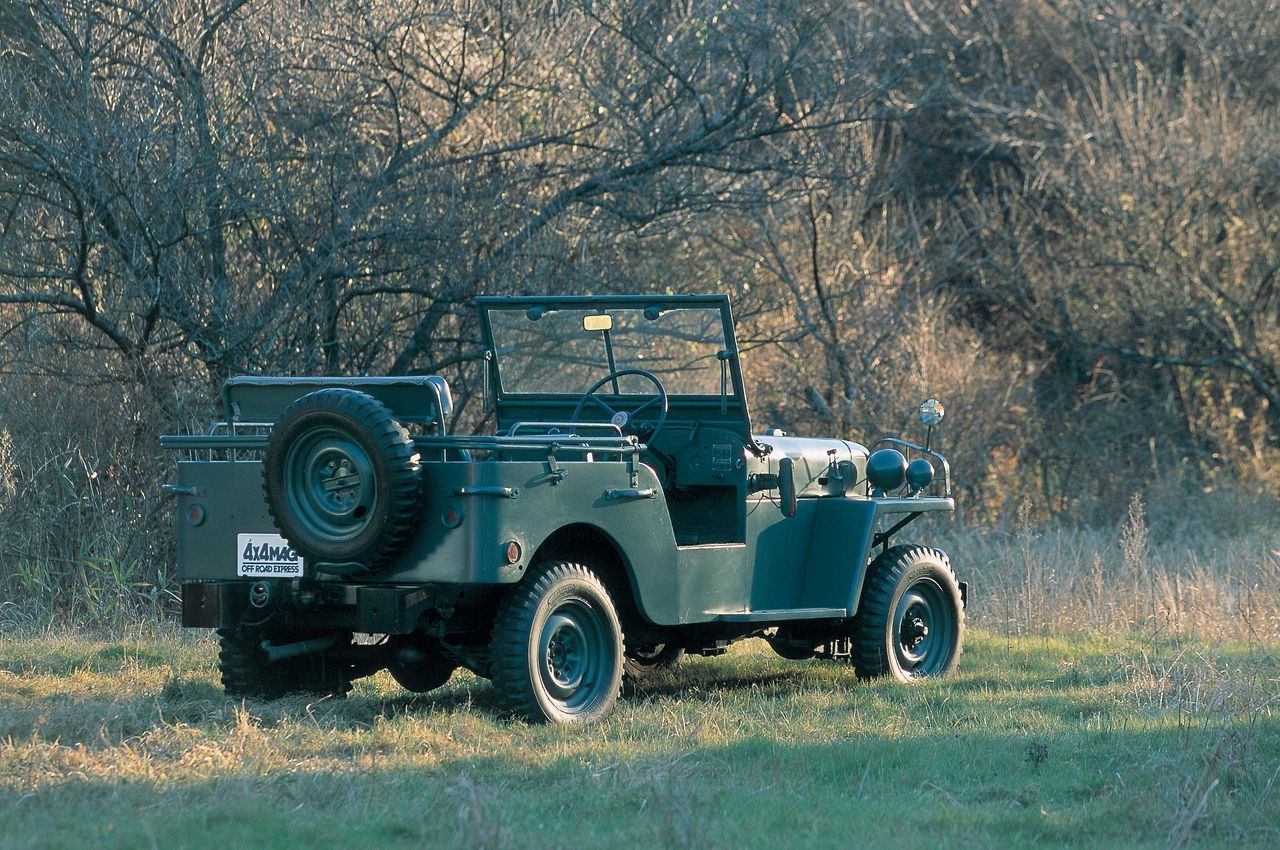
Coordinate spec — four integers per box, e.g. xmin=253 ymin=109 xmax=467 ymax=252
xmin=181 ymin=580 xmax=439 ymax=634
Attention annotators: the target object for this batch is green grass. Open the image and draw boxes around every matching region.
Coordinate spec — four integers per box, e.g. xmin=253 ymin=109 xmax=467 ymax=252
xmin=1 ymin=629 xmax=1278 ymax=849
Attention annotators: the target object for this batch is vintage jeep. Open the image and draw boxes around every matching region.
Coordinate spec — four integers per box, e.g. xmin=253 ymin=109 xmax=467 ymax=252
xmin=164 ymin=294 xmax=965 ymax=723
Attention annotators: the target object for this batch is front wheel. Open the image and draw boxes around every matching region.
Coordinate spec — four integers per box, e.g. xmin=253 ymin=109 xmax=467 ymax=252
xmin=851 ymin=545 xmax=964 ymax=681
xmin=489 ymin=561 xmax=624 ymax=723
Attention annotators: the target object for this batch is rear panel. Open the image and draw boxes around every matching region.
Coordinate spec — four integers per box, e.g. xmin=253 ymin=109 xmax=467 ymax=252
xmin=175 ymin=461 xmax=276 ymax=581
xmin=172 ymin=458 xmax=682 ymax=620
xmin=175 ymin=460 xmax=499 ymax=585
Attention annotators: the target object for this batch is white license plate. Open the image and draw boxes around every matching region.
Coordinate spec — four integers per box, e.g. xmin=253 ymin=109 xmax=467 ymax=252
xmin=237 ymin=533 xmax=304 ymax=578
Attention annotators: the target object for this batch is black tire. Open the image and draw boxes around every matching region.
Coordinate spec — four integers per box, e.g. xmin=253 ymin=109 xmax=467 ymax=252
xmin=490 ymin=561 xmax=624 ymax=723
xmin=623 ymin=644 xmax=684 ymax=680
xmin=217 ymin=628 xmax=353 ymax=699
xmin=388 ymin=648 xmax=458 ymax=694
xmin=851 ymin=545 xmax=964 ymax=681
xmin=262 ymin=388 xmax=420 ymax=570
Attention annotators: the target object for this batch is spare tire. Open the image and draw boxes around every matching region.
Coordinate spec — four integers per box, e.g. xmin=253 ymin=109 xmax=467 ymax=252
xmin=262 ymin=388 xmax=420 ymax=570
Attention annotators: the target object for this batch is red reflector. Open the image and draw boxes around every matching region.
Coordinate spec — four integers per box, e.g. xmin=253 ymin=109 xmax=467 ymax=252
xmin=442 ymin=507 xmax=462 ymax=528
xmin=186 ymin=504 xmax=206 ymax=526
xmin=505 ymin=540 xmax=521 ymax=564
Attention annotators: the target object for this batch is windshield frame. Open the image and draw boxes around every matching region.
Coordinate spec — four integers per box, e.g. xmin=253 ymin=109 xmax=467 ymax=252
xmin=476 ymin=295 xmax=747 ymax=401
xmin=476 ymin=295 xmax=754 ymax=440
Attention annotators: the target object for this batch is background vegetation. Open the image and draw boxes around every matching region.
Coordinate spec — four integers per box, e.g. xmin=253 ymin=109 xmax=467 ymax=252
xmin=2 ymin=6 xmax=1278 ymax=846
xmin=1 ymin=0 xmax=1279 ymax=626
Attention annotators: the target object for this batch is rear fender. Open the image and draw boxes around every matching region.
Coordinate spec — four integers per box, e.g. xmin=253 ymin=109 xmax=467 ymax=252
xmin=526 ymin=523 xmax=655 ymax=626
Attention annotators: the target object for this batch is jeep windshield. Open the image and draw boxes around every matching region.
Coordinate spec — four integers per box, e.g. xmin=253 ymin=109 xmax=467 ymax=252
xmin=484 ymin=302 xmax=730 ymax=396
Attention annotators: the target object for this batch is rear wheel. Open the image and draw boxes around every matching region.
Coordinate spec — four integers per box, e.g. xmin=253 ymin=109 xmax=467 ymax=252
xmin=217 ymin=627 xmax=353 ymax=699
xmin=623 ymin=644 xmax=684 ymax=680
xmin=851 ymin=545 xmax=964 ymax=681
xmin=489 ymin=561 xmax=624 ymax=723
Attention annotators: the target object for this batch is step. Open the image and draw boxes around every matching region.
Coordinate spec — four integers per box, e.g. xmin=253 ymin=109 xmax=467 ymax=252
xmin=711 ymin=607 xmax=848 ymax=623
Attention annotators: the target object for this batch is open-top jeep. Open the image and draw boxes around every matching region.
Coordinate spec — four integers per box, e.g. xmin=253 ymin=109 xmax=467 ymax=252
xmin=164 ymin=295 xmax=965 ymax=723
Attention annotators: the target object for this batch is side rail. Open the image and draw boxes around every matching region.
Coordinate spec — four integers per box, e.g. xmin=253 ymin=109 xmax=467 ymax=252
xmin=413 ymin=433 xmax=642 ymax=463
xmin=160 ymin=422 xmax=268 ymax=462
xmin=160 ymin=430 xmax=645 ymax=463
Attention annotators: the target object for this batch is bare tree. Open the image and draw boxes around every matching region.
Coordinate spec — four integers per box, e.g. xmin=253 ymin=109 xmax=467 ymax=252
xmin=1 ymin=0 xmax=891 ymax=408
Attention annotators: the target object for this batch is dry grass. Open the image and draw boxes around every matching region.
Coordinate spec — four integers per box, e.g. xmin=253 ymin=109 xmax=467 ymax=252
xmin=2 ymin=379 xmax=1278 ymax=848
xmin=940 ymin=494 xmax=1280 ymax=641
xmin=0 ymin=376 xmax=196 ymax=629
xmin=0 ymin=628 xmax=1277 ymax=849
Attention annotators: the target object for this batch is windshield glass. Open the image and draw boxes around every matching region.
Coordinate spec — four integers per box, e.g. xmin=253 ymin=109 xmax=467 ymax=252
xmin=487 ymin=306 xmax=728 ymax=395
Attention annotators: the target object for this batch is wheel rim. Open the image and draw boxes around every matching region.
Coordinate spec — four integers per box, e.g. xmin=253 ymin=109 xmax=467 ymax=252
xmin=892 ymin=577 xmax=955 ymax=677
xmin=537 ymin=597 xmax=615 ymax=714
xmin=284 ymin=426 xmax=378 ymax=542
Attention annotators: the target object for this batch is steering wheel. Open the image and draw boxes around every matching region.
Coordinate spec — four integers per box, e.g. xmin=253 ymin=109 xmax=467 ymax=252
xmin=570 ymin=368 xmax=668 ymax=441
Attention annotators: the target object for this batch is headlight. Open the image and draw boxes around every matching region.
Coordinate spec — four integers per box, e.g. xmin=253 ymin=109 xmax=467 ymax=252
xmin=866 ymin=449 xmax=908 ymax=495
xmin=906 ymin=458 xmax=935 ymax=493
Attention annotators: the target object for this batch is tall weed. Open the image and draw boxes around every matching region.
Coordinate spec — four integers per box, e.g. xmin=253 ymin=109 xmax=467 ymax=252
xmin=945 ymin=493 xmax=1280 ymax=639
xmin=0 ymin=374 xmax=207 ymax=629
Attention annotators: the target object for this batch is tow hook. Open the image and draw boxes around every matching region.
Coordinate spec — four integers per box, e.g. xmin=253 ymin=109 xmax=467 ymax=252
xmin=248 ymin=581 xmax=273 ymax=609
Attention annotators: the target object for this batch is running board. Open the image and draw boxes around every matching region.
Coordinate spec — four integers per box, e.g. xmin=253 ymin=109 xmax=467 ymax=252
xmin=711 ymin=607 xmax=848 ymax=623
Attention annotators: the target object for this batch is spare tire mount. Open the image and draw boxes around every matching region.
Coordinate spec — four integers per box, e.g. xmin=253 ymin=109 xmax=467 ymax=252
xmin=262 ymin=388 xmax=421 ymax=571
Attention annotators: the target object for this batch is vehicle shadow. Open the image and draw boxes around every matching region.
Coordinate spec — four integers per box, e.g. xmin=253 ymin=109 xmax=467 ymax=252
xmin=622 ymin=669 xmax=808 ymax=699
xmin=0 ymin=661 xmax=853 ymax=745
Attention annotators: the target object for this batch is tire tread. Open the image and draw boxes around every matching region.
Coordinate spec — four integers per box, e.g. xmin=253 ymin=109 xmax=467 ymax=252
xmin=851 ymin=544 xmax=964 ymax=680
xmin=262 ymin=388 xmax=420 ymax=570
xmin=489 ymin=561 xmax=624 ymax=723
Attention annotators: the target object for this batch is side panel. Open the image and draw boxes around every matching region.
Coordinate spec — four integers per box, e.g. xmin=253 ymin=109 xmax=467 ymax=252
xmin=799 ymin=498 xmax=878 ymax=611
xmin=393 ymin=459 xmax=682 ymax=623
xmin=671 ymin=498 xmax=815 ymax=620
xmin=671 ymin=495 xmax=956 ymax=621
xmin=511 ymin=462 xmax=680 ymax=622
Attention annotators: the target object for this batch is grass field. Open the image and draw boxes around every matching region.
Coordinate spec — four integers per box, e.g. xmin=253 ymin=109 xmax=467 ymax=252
xmin=2 ymin=628 xmax=1278 ymax=849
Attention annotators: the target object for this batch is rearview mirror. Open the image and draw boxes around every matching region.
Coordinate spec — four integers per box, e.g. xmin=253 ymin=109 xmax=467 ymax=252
xmin=919 ymin=398 xmax=945 ymax=426
xmin=583 ymin=314 xmax=613 ymax=332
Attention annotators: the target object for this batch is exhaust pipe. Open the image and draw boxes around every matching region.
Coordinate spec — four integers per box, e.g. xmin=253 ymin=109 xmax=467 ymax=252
xmin=260 ymin=635 xmax=337 ymax=663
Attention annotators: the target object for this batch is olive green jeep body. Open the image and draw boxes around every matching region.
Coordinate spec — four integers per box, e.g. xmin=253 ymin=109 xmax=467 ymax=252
xmin=165 ymin=295 xmax=965 ymax=722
